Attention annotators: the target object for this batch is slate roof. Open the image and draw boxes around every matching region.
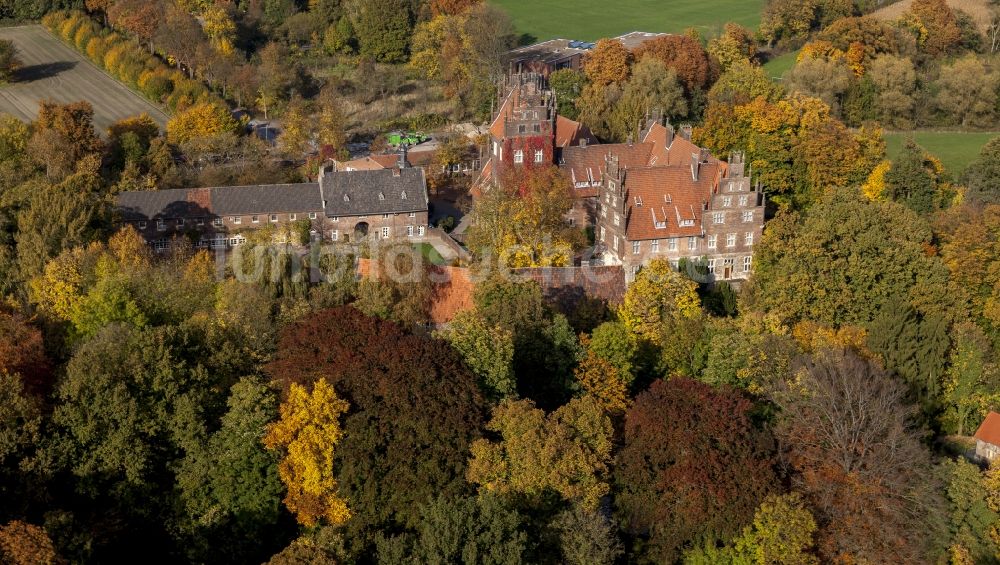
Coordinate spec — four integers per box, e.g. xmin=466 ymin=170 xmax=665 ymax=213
xmin=117 ymin=188 xmax=209 ymax=221
xmin=975 ymin=412 xmax=1000 ymax=446
xmin=321 ymin=167 xmax=428 ymax=217
xmin=211 ymin=184 xmax=323 ymax=215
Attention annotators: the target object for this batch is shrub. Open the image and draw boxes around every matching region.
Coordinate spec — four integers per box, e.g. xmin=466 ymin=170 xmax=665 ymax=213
xmin=85 ymin=37 xmax=108 ymax=65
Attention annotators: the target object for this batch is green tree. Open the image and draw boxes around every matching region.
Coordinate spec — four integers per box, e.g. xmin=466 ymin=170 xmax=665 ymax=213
xmin=467 ymin=396 xmax=613 ymax=510
xmin=748 ymin=187 xmax=951 ymax=328
xmin=941 ymin=322 xmax=999 ymax=436
xmin=942 ymin=458 xmax=1000 ymax=563
xmin=885 ymin=140 xmax=938 ymax=214
xmin=548 ymin=68 xmax=587 ymax=120
xmin=588 ymin=321 xmax=638 ymax=383
xmin=435 ymin=309 xmax=516 ymax=400
xmin=619 ymin=259 xmax=701 ymax=345
xmin=0 ymin=39 xmax=20 ymax=83
xmin=375 ymin=494 xmax=527 ymax=565
xmin=353 ymin=0 xmax=412 ymax=63
xmin=610 ymin=56 xmax=687 ymax=141
xmin=174 ymin=377 xmax=288 ymax=564
xmin=964 ymin=137 xmax=1000 ymax=205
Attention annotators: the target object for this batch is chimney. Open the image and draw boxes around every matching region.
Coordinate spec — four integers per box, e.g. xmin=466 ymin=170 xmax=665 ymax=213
xmin=665 ymin=124 xmax=674 ymax=148
xmin=398 ymin=144 xmax=409 ymax=169
xmin=699 ymin=148 xmax=710 ymax=162
xmin=392 ymin=168 xmax=401 ymax=178
xmin=680 ymin=124 xmax=692 ymax=141
xmin=690 ymin=153 xmax=700 ymax=181
xmin=579 ymin=138 xmax=587 ymax=148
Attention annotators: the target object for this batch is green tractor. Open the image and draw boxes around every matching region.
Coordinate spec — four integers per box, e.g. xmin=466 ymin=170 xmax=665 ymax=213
xmin=387 ymin=131 xmax=427 ymax=147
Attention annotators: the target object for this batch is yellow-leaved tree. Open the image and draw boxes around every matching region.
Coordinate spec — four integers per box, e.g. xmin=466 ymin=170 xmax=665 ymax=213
xmin=263 ymin=378 xmax=351 ymax=527
xmin=165 ymin=102 xmax=239 ymax=144
xmin=619 ymin=259 xmax=701 ymax=344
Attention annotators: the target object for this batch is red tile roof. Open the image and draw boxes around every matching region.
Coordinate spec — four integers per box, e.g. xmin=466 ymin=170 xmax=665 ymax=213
xmin=356 ymin=259 xmax=475 ymax=325
xmin=975 ymin=412 xmax=1000 ymax=446
xmin=489 ymin=86 xmax=517 ymax=140
xmin=623 ymin=163 xmax=721 ymax=241
xmin=555 ymin=115 xmax=597 ymax=148
xmin=562 ymin=143 xmax=652 ymax=198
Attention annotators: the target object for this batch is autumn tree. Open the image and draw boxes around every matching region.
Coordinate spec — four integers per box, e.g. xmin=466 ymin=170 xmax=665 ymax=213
xmin=868 ymin=54 xmax=917 ymax=129
xmin=706 ymin=59 xmax=783 ymax=107
xmin=761 ymin=0 xmax=819 ymax=46
xmin=707 ymin=23 xmax=756 ymax=72
xmin=771 ymin=349 xmax=947 ymax=563
xmin=265 ymin=307 xmax=488 ymax=554
xmin=264 ymin=378 xmax=350 ymax=527
xmin=609 ymin=56 xmax=686 ymax=142
xmin=784 ymin=57 xmax=851 ymax=115
xmin=940 ymin=322 xmax=999 ymax=436
xmin=615 ymin=378 xmax=777 ymax=562
xmin=467 ymin=396 xmax=613 ymax=511
xmin=632 ymin=34 xmax=713 ymax=92
xmin=582 ymin=38 xmax=631 ymax=87
xmin=942 ymin=457 xmax=1000 ymax=562
xmin=573 ymin=353 xmax=629 ymax=415
xmin=0 ymin=310 xmax=50 ymax=396
xmin=465 ymin=164 xmax=581 ymax=268
xmin=166 ymin=102 xmax=240 ymax=144
xmin=936 ymin=55 xmax=999 ymax=128
xmin=618 ymin=259 xmax=700 ymax=344
xmin=0 ymin=521 xmax=59 ymax=565
xmin=551 ymin=504 xmax=623 ymax=565
xmin=435 ymin=309 xmax=516 ymax=400
xmin=905 ymin=0 xmax=962 ymax=55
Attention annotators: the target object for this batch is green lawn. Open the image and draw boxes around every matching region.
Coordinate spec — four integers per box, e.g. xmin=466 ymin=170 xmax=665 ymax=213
xmin=490 ymin=0 xmax=764 ymax=43
xmin=884 ymin=131 xmax=999 ymax=177
xmin=414 ymin=243 xmax=447 ymax=266
xmin=762 ymin=49 xmax=799 ymax=79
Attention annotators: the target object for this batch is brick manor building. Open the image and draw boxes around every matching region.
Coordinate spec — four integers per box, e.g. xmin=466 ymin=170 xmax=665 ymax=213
xmin=116 ymin=163 xmax=429 ymax=249
xmin=476 ymin=73 xmax=766 ymax=282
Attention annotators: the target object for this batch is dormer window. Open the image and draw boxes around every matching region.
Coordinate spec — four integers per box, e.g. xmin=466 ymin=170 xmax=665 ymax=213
xmin=401 ymin=191 xmax=407 ymax=200
xmin=378 ymin=192 xmax=385 ymax=200
xmin=634 ymin=196 xmax=643 ymax=207
xmin=680 ymin=219 xmax=695 ymax=227
xmin=655 ymin=221 xmax=667 ymax=229
xmin=343 ymin=194 xmax=350 ymax=202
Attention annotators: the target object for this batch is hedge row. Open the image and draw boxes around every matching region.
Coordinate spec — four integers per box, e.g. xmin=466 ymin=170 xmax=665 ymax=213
xmin=41 ymin=10 xmax=224 ymax=113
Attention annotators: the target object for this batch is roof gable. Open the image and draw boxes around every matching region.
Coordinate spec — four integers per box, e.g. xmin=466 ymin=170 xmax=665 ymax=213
xmin=976 ymin=412 xmax=1000 ymax=446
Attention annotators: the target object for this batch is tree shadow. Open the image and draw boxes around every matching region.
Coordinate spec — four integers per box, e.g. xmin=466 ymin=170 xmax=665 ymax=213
xmin=15 ymin=61 xmax=76 ymax=83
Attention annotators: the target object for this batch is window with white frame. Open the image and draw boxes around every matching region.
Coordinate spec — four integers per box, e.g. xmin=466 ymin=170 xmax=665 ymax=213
xmin=613 ymin=235 xmax=619 ymax=252
xmin=493 ymin=141 xmax=498 ymax=155
xmin=600 ymin=226 xmax=606 ymax=241
xmin=270 ymin=214 xmax=278 ymax=222
xmin=708 ymin=234 xmax=717 ymax=249
xmin=601 ymin=206 xmax=607 ymax=218
xmin=742 ymin=211 xmax=753 ymax=222
xmin=153 ymin=239 xmax=168 ymax=251
xmin=309 ymin=212 xmax=317 ymax=220
xmin=408 ymin=212 xmax=415 ymax=218
xmin=651 ymin=240 xmax=659 ymax=252
xmin=632 ymin=241 xmax=640 ymax=254
xmin=252 ymin=215 xmax=260 ymax=223
xmin=195 ymin=218 xmax=204 ymax=226
xmin=156 ymin=219 xmax=165 ymax=231
xmin=289 ymin=213 xmax=297 ymax=221
xmin=212 ymin=218 xmax=223 ymax=227
xmin=138 ymin=221 xmax=147 ymax=229
xmin=712 ymin=212 xmax=724 ymax=224
xmin=614 ymin=214 xmax=620 ymax=226
xmin=381 ymin=227 xmax=390 ymax=238
xmin=745 ymin=232 xmax=754 ymax=246
xmin=743 ymin=256 xmax=752 ymax=272
xmin=331 ymin=230 xmax=339 ymax=241
xmin=688 ymin=236 xmax=697 ymax=250
xmin=739 ymin=195 xmax=748 ymax=206
xmin=670 ymin=259 xmax=679 ymax=270
xmin=726 ymin=233 xmax=736 ymax=247
xmin=722 ymin=196 xmax=732 ymax=207
xmin=514 ymin=150 xmax=524 ymax=163
xmin=382 ymin=214 xmax=390 ymax=219
xmin=177 ymin=218 xmax=185 ymax=227
xmin=668 ymin=238 xmax=677 ymax=251
xmin=330 ymin=216 xmax=339 ymax=222
xmin=418 ymin=226 xmax=425 ymax=236
xmin=707 ymin=259 xmax=716 ymax=273
xmin=233 ymin=216 xmax=242 ymax=224
xmin=407 ymin=225 xmax=414 ymax=236
xmin=534 ymin=150 xmax=544 ymax=163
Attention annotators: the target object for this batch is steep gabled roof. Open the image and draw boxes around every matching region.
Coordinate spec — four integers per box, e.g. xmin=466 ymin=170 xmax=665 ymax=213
xmin=555 ymin=115 xmax=597 ymax=148
xmin=623 ymin=163 xmax=721 ymax=241
xmin=322 ymin=168 xmax=428 ymax=217
xmin=562 ymin=143 xmax=653 ymax=197
xmin=975 ymin=412 xmax=1000 ymax=446
xmin=117 ymin=188 xmax=207 ymax=220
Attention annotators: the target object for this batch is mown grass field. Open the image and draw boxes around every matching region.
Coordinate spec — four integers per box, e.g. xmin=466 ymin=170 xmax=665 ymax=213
xmin=885 ymin=131 xmax=999 ymax=177
xmin=762 ymin=49 xmax=800 ymax=79
xmin=0 ymin=25 xmax=168 ymax=133
xmin=491 ymin=0 xmax=765 ymax=43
